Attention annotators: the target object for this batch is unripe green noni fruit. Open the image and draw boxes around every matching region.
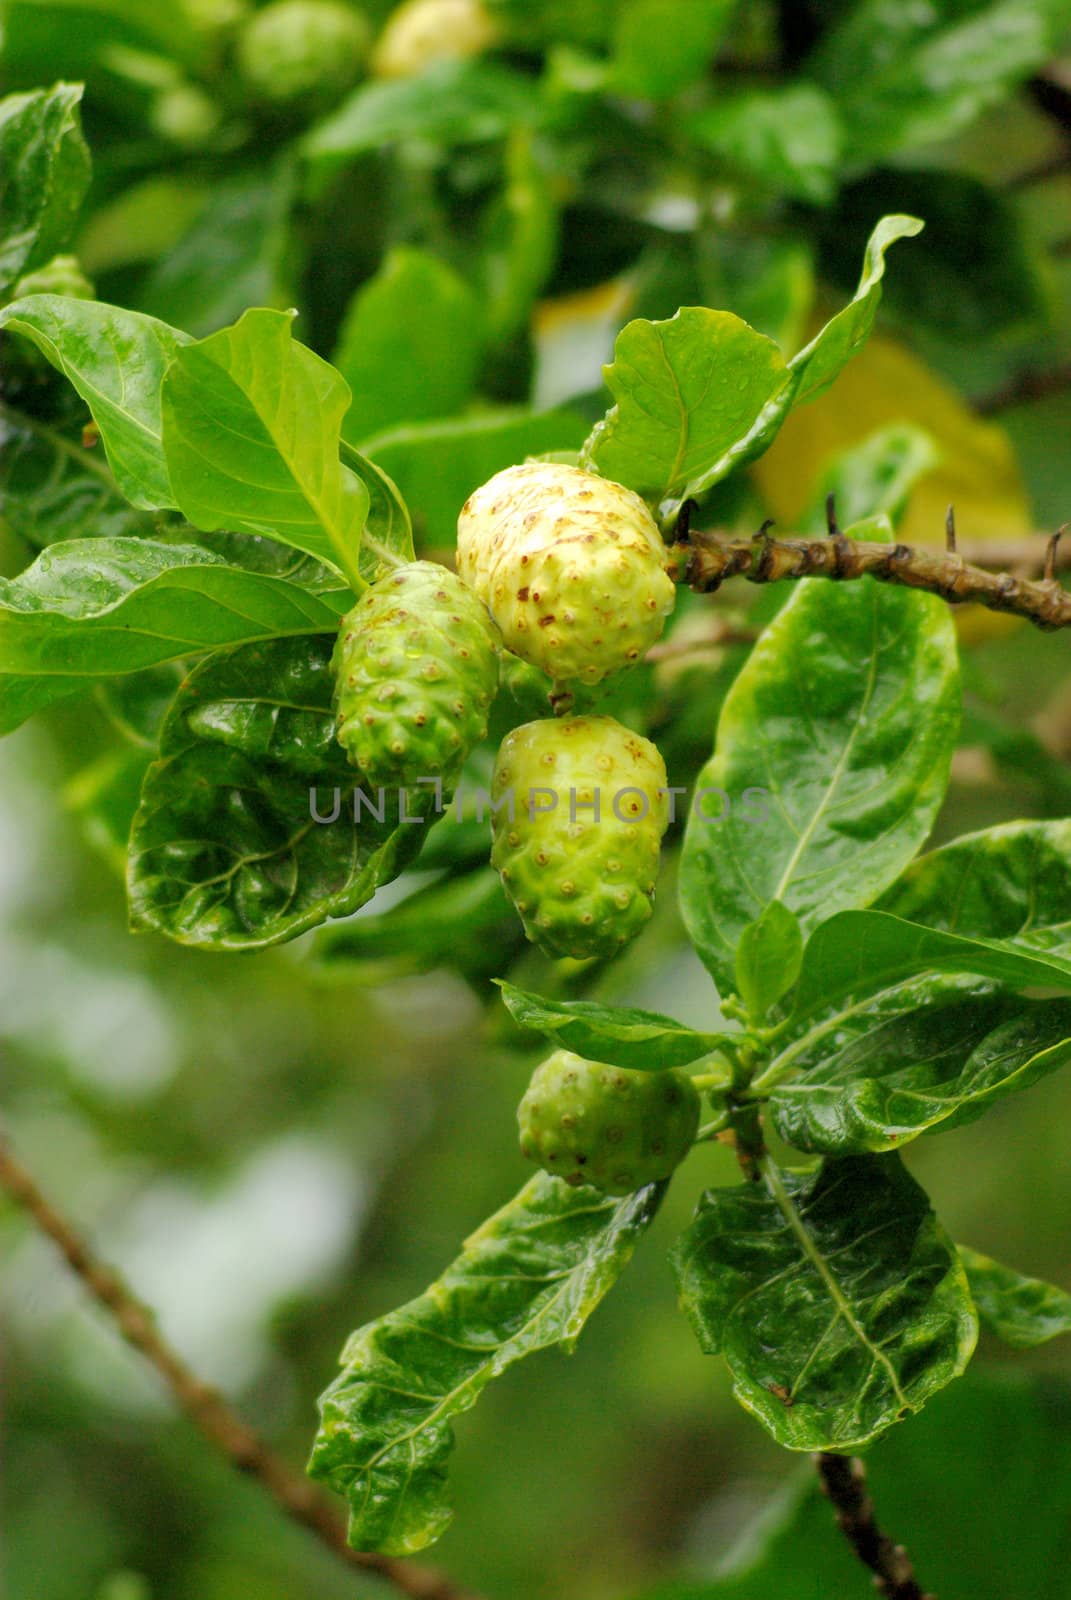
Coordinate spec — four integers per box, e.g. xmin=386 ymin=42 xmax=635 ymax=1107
xmin=370 ymin=0 xmax=497 ymax=79
xmin=332 ymin=561 xmax=500 ymax=790
xmin=490 ymin=714 xmax=669 ymax=959
xmin=456 ymin=461 xmax=676 ymax=687
xmin=237 ymin=0 xmax=369 ymax=103
xmin=518 ymin=1050 xmax=700 ymax=1194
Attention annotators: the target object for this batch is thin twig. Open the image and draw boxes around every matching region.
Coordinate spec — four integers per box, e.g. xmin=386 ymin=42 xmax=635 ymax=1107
xmin=0 ymin=1139 xmax=482 ymax=1600
xmin=672 ymin=523 xmax=1071 ymax=630
xmin=815 ymin=1453 xmax=933 ymax=1600
xmin=974 ymin=362 xmax=1071 ymax=416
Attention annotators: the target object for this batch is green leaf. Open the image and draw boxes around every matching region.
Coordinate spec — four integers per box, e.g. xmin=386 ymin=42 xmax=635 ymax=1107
xmin=735 ymin=902 xmax=802 ymax=1023
xmin=960 ymin=1247 xmax=1071 ymax=1349
xmin=672 ymin=1155 xmax=977 ymax=1450
xmin=0 ymin=0 xmax=197 ymax=80
xmin=308 ymin=1172 xmax=662 ymax=1554
xmin=0 ymin=400 xmax=156 ymax=549
xmin=334 ymin=247 xmax=484 ymax=445
xmin=0 ymin=83 xmax=90 ymax=295
xmin=787 ymin=214 xmax=924 ymax=408
xmin=812 ymin=0 xmax=1068 ymax=166
xmin=770 ymin=993 xmax=1071 ymax=1154
xmin=338 ymin=441 xmax=415 ymax=582
xmin=581 ymin=215 xmax=921 ymax=510
xmin=643 ymin=1372 xmax=1071 ymax=1600
xmin=754 ymin=819 xmax=1071 ymax=1099
xmin=0 ymin=296 xmax=191 ymax=509
xmin=496 ymin=982 xmax=730 ymax=1071
xmin=687 ymin=85 xmax=843 ymax=205
xmin=679 ymin=580 xmax=960 ymax=996
xmin=135 ymin=165 xmax=297 ymax=340
xmin=0 ymin=538 xmax=349 ymax=736
xmin=128 ymin=636 xmax=429 ymax=950
xmin=612 ymin=0 xmax=736 ymax=100
xmin=580 ymin=306 xmax=791 ymax=506
xmin=313 ymin=866 xmax=522 ymax=981
xmin=303 ymin=59 xmax=541 ymax=163
xmin=790 ymin=912 xmax=1071 ymax=1028
xmin=878 ymin=819 xmax=1071 ymax=951
xmin=365 ymin=407 xmax=588 ymax=547
xmin=160 ymin=307 xmax=368 ymax=588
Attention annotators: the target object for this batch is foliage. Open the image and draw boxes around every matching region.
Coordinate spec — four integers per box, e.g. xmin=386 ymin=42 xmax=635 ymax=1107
xmin=5 ymin=3 xmax=1071 ymax=1598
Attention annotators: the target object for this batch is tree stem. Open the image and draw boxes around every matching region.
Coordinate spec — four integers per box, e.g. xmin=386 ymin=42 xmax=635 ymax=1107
xmin=814 ymin=1451 xmax=934 ymax=1600
xmin=673 ymin=524 xmax=1071 ymax=630
xmin=0 ymin=1137 xmax=482 ymax=1600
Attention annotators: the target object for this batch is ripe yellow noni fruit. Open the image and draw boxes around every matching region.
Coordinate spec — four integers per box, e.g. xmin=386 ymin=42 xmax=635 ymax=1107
xmin=370 ymin=0 xmax=498 ymax=79
xmin=456 ymin=461 xmax=676 ymax=687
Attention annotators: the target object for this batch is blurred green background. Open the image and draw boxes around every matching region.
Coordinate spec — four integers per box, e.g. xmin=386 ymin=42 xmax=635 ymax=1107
xmin=6 ymin=0 xmax=1071 ymax=1595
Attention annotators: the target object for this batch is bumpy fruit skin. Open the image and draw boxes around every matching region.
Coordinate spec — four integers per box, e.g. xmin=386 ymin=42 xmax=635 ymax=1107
xmin=332 ymin=561 xmax=500 ymax=790
xmin=237 ymin=0 xmax=369 ymax=103
xmin=371 ymin=0 xmax=498 ymax=78
xmin=490 ymin=714 xmax=669 ymax=959
xmin=518 ymin=1050 xmax=700 ymax=1194
xmin=456 ymin=461 xmax=676 ymax=686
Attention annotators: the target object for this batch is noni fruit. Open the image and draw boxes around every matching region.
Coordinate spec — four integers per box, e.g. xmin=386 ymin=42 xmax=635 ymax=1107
xmin=370 ymin=0 xmax=497 ymax=79
xmin=490 ymin=714 xmax=669 ymax=959
xmin=518 ymin=1050 xmax=700 ymax=1194
xmin=237 ymin=0 xmax=369 ymax=103
xmin=332 ymin=561 xmax=500 ymax=790
xmin=456 ymin=461 xmax=676 ymax=686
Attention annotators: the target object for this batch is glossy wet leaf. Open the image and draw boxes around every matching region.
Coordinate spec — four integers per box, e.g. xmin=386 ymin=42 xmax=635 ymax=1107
xmin=160 ymin=307 xmax=368 ymax=586
xmin=334 ymin=247 xmax=483 ymax=445
xmin=787 ymin=214 xmax=924 ymax=408
xmin=309 ymin=1173 xmax=663 ymax=1554
xmin=735 ymin=901 xmax=802 ymax=1022
xmin=128 ymin=636 xmax=429 ymax=949
xmin=960 ymin=1247 xmax=1071 ymax=1349
xmin=770 ymin=994 xmax=1071 ymax=1154
xmin=0 ymin=538 xmax=348 ymax=735
xmin=879 ymin=819 xmax=1071 ymax=952
xmin=679 ymin=579 xmax=959 ymax=996
xmin=0 ymin=402 xmax=155 ymax=548
xmin=0 ymin=83 xmax=90 ymax=294
xmin=791 ymin=911 xmax=1071 ymax=1028
xmin=496 ymin=982 xmax=730 ymax=1071
xmin=755 ymin=819 xmax=1071 ymax=1098
xmin=338 ymin=441 xmax=414 ymax=581
xmin=0 ymin=296 xmax=191 ymax=508
xmin=581 ymin=305 xmax=790 ymax=505
xmin=672 ymin=1155 xmax=976 ymax=1451
xmin=582 ymin=216 xmax=921 ymax=510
